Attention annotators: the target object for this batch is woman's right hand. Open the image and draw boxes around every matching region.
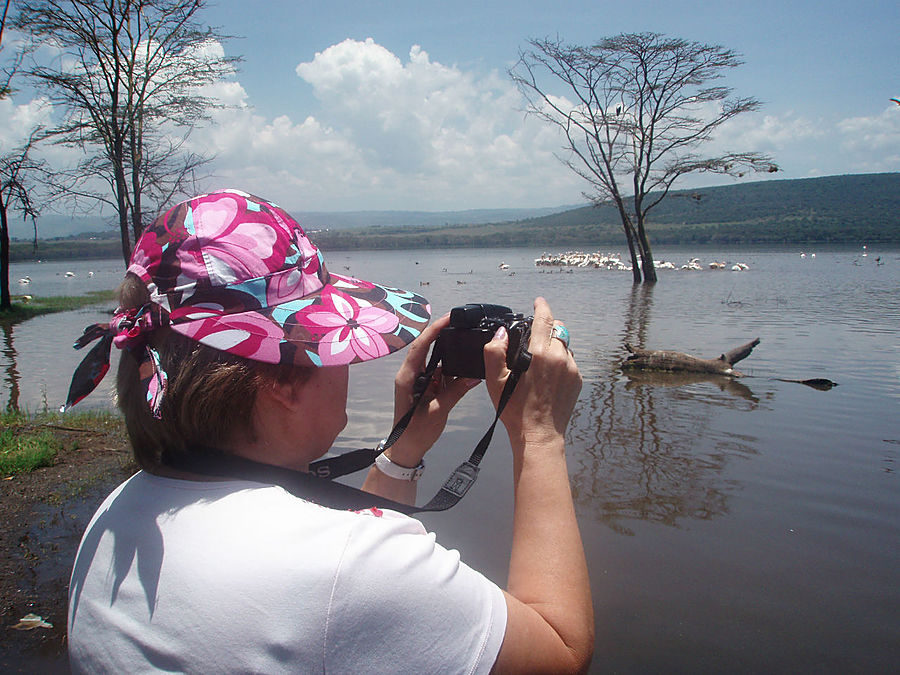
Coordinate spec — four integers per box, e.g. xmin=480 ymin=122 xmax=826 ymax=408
xmin=482 ymin=297 xmax=582 ymax=446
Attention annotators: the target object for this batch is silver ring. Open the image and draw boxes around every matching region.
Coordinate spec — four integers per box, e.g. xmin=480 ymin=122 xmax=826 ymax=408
xmin=551 ymin=324 xmax=570 ymax=349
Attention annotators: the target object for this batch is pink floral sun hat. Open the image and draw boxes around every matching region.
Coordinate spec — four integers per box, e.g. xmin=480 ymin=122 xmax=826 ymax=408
xmin=63 ymin=190 xmax=430 ymax=417
xmin=130 ymin=189 xmax=431 ymax=367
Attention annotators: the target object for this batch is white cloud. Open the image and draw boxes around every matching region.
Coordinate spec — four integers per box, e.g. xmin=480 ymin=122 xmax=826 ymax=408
xmin=0 ymin=97 xmax=52 ymax=150
xmin=835 ymin=107 xmax=900 ymax=171
xmin=708 ymin=106 xmax=900 ymax=178
xmin=190 ymin=38 xmax=585 ymax=210
xmin=715 ymin=111 xmax=824 ymax=152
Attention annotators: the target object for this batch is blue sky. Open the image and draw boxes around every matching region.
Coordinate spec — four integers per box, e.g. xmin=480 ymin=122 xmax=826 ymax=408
xmin=2 ymin=0 xmax=899 ymax=219
xmin=211 ymin=0 xmax=896 ymax=123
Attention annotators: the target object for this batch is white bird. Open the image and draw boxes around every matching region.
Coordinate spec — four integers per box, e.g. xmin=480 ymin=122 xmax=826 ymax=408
xmin=65 ymin=271 xmax=75 ymax=277
xmin=17 ymin=276 xmax=31 ymax=285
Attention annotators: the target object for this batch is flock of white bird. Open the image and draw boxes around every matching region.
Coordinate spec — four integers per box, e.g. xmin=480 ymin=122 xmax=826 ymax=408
xmin=533 ymin=251 xmax=751 ymax=272
xmin=17 ymin=270 xmax=94 ymax=285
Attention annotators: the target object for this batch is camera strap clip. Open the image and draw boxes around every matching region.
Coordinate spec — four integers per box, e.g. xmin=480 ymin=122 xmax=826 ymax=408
xmin=441 ymin=461 xmax=480 ymax=499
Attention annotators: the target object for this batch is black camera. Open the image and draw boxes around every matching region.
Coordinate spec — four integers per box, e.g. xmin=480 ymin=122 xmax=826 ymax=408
xmin=436 ymin=303 xmax=533 ymax=379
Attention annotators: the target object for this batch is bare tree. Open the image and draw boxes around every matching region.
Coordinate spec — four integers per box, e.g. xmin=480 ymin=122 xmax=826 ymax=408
xmin=511 ymin=33 xmax=777 ymax=283
xmin=0 ymin=135 xmax=43 ymax=310
xmin=1 ymin=34 xmax=43 ymax=312
xmin=12 ymin=0 xmax=240 ymax=263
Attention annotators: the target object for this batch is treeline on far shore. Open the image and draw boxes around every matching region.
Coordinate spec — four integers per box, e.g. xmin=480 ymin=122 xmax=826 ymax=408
xmin=9 ymin=173 xmax=900 ymax=262
xmin=311 ymin=213 xmax=900 ymax=251
xmin=9 ymin=216 xmax=899 ymax=263
xmin=9 ymin=237 xmax=124 ymax=262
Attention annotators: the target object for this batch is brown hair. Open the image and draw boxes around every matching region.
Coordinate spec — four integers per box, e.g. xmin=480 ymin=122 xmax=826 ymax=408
xmin=115 ymin=273 xmax=311 ymax=470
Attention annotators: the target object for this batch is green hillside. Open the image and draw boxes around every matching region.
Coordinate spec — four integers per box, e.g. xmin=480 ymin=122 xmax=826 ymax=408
xmin=315 ymin=173 xmax=900 ymax=249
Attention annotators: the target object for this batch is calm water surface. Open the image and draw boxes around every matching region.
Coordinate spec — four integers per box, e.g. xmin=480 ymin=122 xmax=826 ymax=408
xmin=5 ymin=246 xmax=899 ymax=672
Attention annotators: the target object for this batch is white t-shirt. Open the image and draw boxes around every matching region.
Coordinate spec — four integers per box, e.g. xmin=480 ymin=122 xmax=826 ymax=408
xmin=68 ymin=471 xmax=507 ymax=674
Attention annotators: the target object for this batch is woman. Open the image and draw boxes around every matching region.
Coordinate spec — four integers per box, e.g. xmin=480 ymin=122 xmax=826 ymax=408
xmin=65 ymin=189 xmax=593 ymax=673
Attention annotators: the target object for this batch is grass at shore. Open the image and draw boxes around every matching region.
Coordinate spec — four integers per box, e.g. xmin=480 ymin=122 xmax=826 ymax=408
xmin=1 ymin=289 xmax=116 ymax=323
xmin=0 ymin=409 xmax=126 ymax=477
xmin=0 ymin=426 xmax=59 ymax=475
xmin=1 ymin=288 xmax=124 ymax=477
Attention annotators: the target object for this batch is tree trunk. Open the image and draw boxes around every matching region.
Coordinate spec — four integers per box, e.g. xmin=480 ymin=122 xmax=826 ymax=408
xmin=113 ymin=153 xmax=132 ymax=264
xmin=621 ymin=338 xmax=761 ymax=377
xmin=623 ymin=221 xmax=642 ymax=283
xmin=130 ymin=109 xmax=143 ymax=244
xmin=117 ymin=200 xmax=131 ymax=265
xmin=0 ymin=196 xmax=10 ymax=310
xmin=635 ymin=213 xmax=657 ymax=283
xmin=614 ymin=201 xmax=642 ymax=283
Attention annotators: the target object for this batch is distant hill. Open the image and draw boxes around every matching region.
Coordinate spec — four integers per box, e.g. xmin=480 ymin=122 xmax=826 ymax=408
xmin=313 ymin=173 xmax=900 ymax=249
xmin=10 ymin=204 xmax=584 ymax=241
xmin=516 ymin=172 xmax=900 ymax=245
xmin=292 ymin=205 xmax=583 ymax=230
xmin=9 ymin=173 xmax=900 ymax=260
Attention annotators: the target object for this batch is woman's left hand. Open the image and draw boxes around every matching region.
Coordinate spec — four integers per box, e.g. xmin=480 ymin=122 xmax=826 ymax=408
xmin=385 ymin=314 xmax=481 ymax=468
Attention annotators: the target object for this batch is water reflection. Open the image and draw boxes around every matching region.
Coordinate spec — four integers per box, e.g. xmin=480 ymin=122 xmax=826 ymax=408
xmin=622 ymin=370 xmax=759 ymax=404
xmin=1 ymin=320 xmax=20 ymax=412
xmin=568 ymin=282 xmax=759 ymax=535
xmin=623 ymin=283 xmax=653 ymax=349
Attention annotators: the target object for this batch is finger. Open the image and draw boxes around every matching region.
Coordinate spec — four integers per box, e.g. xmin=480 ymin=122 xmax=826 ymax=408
xmin=549 ymin=319 xmax=569 ymax=350
xmin=400 ymin=313 xmax=450 ymax=374
xmin=433 ymin=376 xmax=481 ymax=411
xmin=528 ymin=297 xmax=555 ymax=352
xmin=483 ymin=325 xmax=510 ymax=380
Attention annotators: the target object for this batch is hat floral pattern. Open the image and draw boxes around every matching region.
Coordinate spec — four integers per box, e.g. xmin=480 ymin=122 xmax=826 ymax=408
xmin=295 ymin=289 xmax=400 ymax=365
xmin=128 ymin=189 xmax=431 ymax=368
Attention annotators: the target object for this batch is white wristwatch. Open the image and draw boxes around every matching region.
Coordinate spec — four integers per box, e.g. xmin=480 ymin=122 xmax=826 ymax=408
xmin=374 ymin=449 xmax=425 ymax=481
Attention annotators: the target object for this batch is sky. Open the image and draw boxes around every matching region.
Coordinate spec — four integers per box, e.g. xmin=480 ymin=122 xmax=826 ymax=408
xmin=2 ymin=0 xmax=899 ymax=224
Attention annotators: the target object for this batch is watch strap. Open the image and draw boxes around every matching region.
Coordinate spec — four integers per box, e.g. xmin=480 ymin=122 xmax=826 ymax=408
xmin=375 ymin=450 xmax=425 ymax=481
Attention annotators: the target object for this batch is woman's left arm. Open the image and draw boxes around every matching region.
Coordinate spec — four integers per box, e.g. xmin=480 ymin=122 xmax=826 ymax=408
xmin=361 ymin=314 xmax=480 ymax=505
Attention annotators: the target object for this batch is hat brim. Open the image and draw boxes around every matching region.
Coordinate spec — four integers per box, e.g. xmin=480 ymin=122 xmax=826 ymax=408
xmin=168 ymin=272 xmax=431 ymax=367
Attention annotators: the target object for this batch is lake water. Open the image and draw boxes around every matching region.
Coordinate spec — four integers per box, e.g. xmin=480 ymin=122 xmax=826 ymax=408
xmin=5 ymin=245 xmax=899 ymax=672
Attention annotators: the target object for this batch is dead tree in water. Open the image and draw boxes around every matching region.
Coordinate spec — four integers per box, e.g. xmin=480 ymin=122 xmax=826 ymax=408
xmin=622 ymin=338 xmax=760 ymax=377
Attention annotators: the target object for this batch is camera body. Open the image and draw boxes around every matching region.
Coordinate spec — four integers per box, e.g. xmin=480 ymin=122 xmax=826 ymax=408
xmin=437 ymin=303 xmax=532 ymax=379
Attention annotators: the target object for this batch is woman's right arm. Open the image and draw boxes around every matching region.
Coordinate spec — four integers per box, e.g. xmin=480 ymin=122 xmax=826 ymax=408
xmin=483 ymin=297 xmax=594 ymax=675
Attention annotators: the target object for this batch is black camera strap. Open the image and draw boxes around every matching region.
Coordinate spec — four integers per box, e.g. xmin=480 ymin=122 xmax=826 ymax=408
xmin=161 ymin=344 xmax=524 ymax=514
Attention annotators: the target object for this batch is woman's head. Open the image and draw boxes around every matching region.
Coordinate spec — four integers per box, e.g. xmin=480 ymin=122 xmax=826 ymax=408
xmin=116 ymin=272 xmax=318 ymax=469
xmin=65 ymin=189 xmax=431 ymax=466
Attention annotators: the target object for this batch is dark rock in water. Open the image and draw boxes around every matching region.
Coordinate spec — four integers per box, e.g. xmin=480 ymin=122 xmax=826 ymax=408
xmin=777 ymin=378 xmax=838 ymax=391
